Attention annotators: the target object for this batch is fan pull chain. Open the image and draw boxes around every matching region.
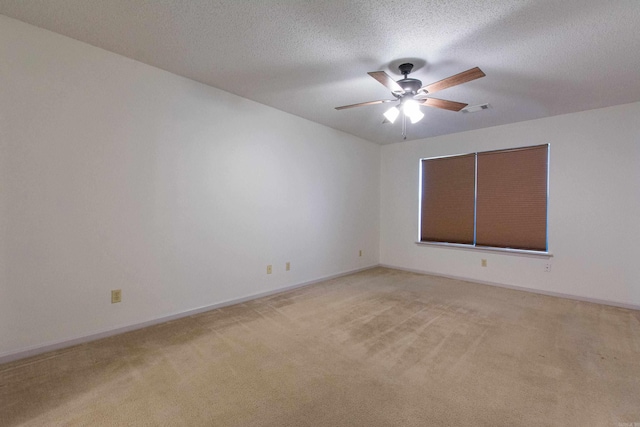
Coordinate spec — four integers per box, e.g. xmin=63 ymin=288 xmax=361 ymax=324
xmin=402 ymin=113 xmax=407 ymax=140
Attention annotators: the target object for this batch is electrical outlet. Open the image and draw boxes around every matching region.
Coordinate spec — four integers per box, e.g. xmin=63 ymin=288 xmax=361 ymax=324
xmin=267 ymin=265 xmax=272 ymax=274
xmin=481 ymin=259 xmax=487 ymax=267
xmin=111 ymin=289 xmax=122 ymax=304
xmin=544 ymin=263 xmax=551 ymax=272
xmin=359 ymin=250 xmax=362 ymax=257
xmin=286 ymin=262 xmax=290 ymax=271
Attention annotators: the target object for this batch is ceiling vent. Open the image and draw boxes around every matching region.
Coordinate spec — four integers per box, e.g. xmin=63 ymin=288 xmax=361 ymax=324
xmin=461 ymin=103 xmax=491 ymax=113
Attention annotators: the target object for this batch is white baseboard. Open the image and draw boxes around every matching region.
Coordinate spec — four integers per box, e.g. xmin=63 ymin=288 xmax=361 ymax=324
xmin=0 ymin=265 xmax=377 ymax=365
xmin=379 ymin=264 xmax=640 ymax=312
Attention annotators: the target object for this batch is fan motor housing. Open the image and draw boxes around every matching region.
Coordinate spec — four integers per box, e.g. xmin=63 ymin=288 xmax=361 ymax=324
xmin=396 ymin=78 xmax=423 ymax=95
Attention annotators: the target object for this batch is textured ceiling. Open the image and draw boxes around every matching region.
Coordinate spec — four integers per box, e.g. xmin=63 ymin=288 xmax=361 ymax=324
xmin=1 ymin=0 xmax=639 ymax=144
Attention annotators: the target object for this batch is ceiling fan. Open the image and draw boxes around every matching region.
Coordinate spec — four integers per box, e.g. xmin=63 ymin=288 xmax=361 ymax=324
xmin=335 ymin=63 xmax=485 ymax=138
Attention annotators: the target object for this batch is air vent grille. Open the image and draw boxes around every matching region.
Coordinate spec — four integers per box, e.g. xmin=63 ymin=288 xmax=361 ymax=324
xmin=461 ymin=103 xmax=491 ymax=113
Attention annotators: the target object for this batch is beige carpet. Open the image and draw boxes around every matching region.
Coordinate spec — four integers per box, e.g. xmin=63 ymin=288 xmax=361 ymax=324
xmin=1 ymin=267 xmax=639 ymax=426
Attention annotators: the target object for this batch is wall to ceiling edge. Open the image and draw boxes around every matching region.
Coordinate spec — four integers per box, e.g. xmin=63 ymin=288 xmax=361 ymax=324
xmin=0 ymin=16 xmax=380 ymax=359
xmin=380 ymin=101 xmax=640 ymax=309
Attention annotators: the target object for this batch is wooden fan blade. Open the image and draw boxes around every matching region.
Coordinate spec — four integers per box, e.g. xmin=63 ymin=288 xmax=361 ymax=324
xmin=368 ymin=71 xmax=404 ymax=93
xmin=420 ymin=98 xmax=468 ymax=112
xmin=335 ymin=99 xmax=395 ymax=110
xmin=421 ymin=67 xmax=485 ymax=94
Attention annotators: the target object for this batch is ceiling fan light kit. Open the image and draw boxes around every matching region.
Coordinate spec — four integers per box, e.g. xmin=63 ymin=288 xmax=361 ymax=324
xmin=408 ymin=109 xmax=424 ymax=124
xmin=385 ymin=100 xmax=424 ymax=125
xmin=383 ymin=106 xmax=400 ymax=123
xmin=336 ymin=63 xmax=486 ymax=139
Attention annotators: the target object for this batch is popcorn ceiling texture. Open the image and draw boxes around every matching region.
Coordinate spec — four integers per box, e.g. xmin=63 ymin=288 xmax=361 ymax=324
xmin=1 ymin=0 xmax=639 ymax=144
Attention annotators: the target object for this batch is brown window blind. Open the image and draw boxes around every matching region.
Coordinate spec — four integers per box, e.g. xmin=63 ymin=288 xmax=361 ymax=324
xmin=476 ymin=145 xmax=548 ymax=251
xmin=420 ymin=154 xmax=475 ymax=244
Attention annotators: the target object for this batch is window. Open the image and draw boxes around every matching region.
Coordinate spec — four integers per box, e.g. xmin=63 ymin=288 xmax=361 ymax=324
xmin=419 ymin=144 xmax=549 ymax=252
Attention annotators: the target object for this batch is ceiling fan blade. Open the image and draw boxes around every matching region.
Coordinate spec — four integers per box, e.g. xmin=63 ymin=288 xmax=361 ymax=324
xmin=335 ymin=99 xmax=395 ymax=110
xmin=368 ymin=71 xmax=404 ymax=93
xmin=420 ymin=98 xmax=468 ymax=112
xmin=421 ymin=67 xmax=485 ymax=94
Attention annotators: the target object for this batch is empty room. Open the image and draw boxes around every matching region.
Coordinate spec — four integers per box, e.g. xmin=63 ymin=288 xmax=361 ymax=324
xmin=1 ymin=1 xmax=639 ymax=426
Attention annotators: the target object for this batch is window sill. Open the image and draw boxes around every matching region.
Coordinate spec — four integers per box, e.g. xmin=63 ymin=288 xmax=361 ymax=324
xmin=415 ymin=241 xmax=553 ymax=258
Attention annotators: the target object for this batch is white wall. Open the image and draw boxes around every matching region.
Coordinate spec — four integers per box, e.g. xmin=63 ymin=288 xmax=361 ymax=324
xmin=381 ymin=101 xmax=640 ymax=308
xmin=0 ymin=16 xmax=380 ymax=359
